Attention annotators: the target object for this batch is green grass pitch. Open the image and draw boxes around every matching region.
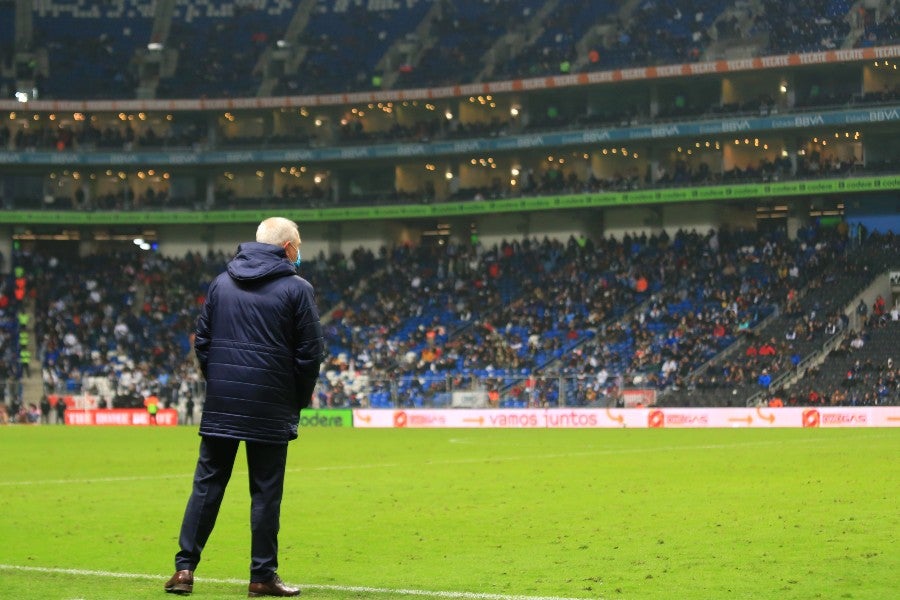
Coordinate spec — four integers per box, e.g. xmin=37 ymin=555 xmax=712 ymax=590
xmin=0 ymin=426 xmax=897 ymax=599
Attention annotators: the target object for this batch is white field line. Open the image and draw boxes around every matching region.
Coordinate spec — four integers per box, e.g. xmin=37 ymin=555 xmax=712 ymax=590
xmin=0 ymin=434 xmax=887 ymax=488
xmin=0 ymin=564 xmax=593 ymax=600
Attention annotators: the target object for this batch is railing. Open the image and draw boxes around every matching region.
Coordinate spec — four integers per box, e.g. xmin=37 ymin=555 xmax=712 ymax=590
xmin=42 ymin=377 xmax=206 ymax=410
xmin=0 ymin=379 xmax=21 ymax=404
xmin=744 ymin=329 xmax=847 ymax=407
xmin=46 ymin=374 xmax=609 ymax=410
xmin=315 ymin=374 xmax=627 ymax=409
xmin=743 ymin=270 xmax=890 ymax=406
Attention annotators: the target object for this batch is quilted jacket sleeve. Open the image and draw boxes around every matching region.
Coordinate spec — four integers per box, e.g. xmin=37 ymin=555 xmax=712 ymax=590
xmin=194 ymin=279 xmax=217 ymax=380
xmin=293 ymin=278 xmax=325 ymax=409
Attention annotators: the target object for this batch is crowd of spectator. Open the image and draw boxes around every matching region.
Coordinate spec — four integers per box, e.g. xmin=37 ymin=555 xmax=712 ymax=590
xmin=492 ymin=0 xmax=873 ymax=82
xmin=660 ymin=230 xmax=900 ymax=407
xmin=313 ymin=226 xmax=897 ymax=409
xmin=550 ymin=227 xmax=849 ymax=405
xmin=764 ymin=315 xmax=899 ymax=407
xmin=3 ymin=241 xmax=370 ymax=413
xmin=591 ymin=0 xmax=722 ymax=71
xmin=20 ymin=249 xmax=211 ymax=409
xmin=755 ymin=0 xmax=852 ymax=55
xmin=0 ymin=225 xmax=896 ymax=416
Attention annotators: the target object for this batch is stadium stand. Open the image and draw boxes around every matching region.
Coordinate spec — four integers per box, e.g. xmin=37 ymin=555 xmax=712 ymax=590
xmin=780 ymin=317 xmax=899 ymax=406
xmin=659 ymin=232 xmax=900 ymax=407
xmin=857 ymin=0 xmax=900 ymax=48
xmin=0 ymin=2 xmax=14 ymax=88
xmin=276 ymin=0 xmax=437 ymax=95
xmin=157 ymin=0 xmax=293 ymax=98
xmin=3 ymin=0 xmax=886 ymax=100
xmin=0 ymin=263 xmax=20 ymax=409
xmin=595 ymin=0 xmax=727 ymax=69
xmin=756 ymin=0 xmax=852 ymax=55
xmin=0 ymin=0 xmax=898 ymax=416
xmin=32 ymin=0 xmax=154 ymax=99
xmin=21 ymin=226 xmax=892 ymax=411
xmin=391 ymin=0 xmax=546 ymax=89
xmin=492 ymin=0 xmax=619 ymax=80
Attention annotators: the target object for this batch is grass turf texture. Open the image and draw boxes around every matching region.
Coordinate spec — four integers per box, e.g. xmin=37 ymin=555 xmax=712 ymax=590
xmin=0 ymin=426 xmax=897 ymax=599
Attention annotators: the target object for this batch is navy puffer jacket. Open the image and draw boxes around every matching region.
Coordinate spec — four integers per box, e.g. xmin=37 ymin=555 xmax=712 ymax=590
xmin=195 ymin=242 xmax=324 ymax=443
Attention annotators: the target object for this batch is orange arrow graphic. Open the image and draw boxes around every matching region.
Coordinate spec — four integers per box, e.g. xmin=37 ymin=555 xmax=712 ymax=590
xmin=356 ymin=414 xmax=371 ymax=424
xmin=756 ymin=407 xmax=775 ymax=423
xmin=463 ymin=416 xmax=485 ymax=425
xmin=605 ymin=407 xmax=624 ymax=424
xmin=728 ymin=416 xmax=753 ymax=425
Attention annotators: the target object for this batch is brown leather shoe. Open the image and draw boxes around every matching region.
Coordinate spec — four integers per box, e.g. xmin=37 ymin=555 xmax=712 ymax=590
xmin=164 ymin=570 xmax=194 ymax=595
xmin=248 ymin=574 xmax=300 ymax=597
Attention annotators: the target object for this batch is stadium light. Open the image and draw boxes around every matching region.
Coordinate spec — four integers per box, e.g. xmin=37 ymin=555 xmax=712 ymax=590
xmin=147 ymin=42 xmax=163 ymax=51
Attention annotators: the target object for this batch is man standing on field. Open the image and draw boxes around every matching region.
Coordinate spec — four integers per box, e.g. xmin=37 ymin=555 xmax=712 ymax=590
xmin=165 ymin=217 xmax=324 ymax=597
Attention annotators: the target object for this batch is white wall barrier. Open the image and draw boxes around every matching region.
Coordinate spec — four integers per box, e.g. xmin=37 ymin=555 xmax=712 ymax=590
xmin=352 ymin=407 xmax=900 ymax=428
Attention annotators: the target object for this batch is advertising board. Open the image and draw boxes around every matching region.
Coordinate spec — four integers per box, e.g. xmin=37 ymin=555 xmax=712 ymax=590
xmin=64 ymin=409 xmax=178 ymax=426
xmin=351 ymin=407 xmax=900 ymax=429
xmin=299 ymin=409 xmax=353 ymax=427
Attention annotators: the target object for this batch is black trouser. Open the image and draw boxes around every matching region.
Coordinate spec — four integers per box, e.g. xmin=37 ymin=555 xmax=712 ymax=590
xmin=175 ymin=436 xmax=289 ymax=582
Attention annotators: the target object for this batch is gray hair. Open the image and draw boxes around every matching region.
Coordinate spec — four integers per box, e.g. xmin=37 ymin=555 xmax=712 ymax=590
xmin=256 ymin=217 xmax=300 ymax=246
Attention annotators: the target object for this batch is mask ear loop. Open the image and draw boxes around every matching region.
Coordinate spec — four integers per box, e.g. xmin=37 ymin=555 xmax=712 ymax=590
xmin=284 ymin=241 xmax=301 ymax=269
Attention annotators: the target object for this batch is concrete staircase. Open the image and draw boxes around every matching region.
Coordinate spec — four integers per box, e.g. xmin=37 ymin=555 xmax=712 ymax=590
xmin=18 ymin=298 xmax=43 ymax=406
xmin=377 ymin=0 xmax=445 ymax=90
xmin=135 ymin=0 xmax=178 ymax=98
xmin=475 ymin=0 xmax=562 ymax=82
xmin=255 ymin=0 xmax=317 ymax=97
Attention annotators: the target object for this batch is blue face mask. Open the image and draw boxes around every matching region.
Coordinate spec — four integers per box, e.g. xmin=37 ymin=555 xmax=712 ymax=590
xmin=286 ymin=242 xmax=301 ymax=269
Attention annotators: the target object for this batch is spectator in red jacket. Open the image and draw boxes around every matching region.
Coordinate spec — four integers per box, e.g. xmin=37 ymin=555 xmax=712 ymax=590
xmin=758 ymin=341 xmax=777 ymax=356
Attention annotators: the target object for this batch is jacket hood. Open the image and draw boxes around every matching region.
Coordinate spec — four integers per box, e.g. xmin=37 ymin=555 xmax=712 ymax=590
xmin=227 ymin=242 xmax=297 ymax=282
